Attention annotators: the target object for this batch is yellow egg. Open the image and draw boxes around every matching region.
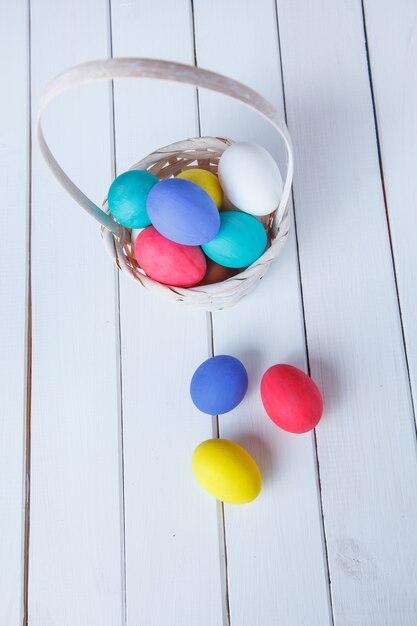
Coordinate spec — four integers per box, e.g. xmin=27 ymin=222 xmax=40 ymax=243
xmin=177 ymin=168 xmax=223 ymax=208
xmin=192 ymin=439 xmax=262 ymax=504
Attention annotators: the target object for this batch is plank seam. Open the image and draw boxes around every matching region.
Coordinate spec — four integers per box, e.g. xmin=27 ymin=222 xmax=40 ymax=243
xmin=273 ymin=1 xmax=335 ymax=624
xmin=190 ymin=0 xmax=231 ymax=622
xmin=22 ymin=0 xmax=33 ymax=623
xmin=189 ymin=0 xmax=202 ymax=138
xmin=107 ymin=0 xmax=128 ymax=623
xmin=360 ymin=0 xmax=417 ymax=432
xmin=207 ymin=313 xmax=231 ymax=626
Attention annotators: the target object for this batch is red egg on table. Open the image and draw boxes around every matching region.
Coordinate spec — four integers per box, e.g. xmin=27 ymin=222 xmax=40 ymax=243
xmin=134 ymin=226 xmax=206 ymax=287
xmin=260 ymin=364 xmax=323 ymax=433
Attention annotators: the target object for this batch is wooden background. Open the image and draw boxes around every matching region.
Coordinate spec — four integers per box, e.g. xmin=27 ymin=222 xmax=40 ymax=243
xmin=2 ymin=0 xmax=417 ymax=624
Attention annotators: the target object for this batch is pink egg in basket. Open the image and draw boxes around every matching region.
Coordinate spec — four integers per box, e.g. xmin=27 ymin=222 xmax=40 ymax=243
xmin=134 ymin=226 xmax=206 ymax=287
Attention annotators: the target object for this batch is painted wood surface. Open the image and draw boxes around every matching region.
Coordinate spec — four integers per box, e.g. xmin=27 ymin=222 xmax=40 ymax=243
xmin=28 ymin=1 xmax=123 ymax=624
xmin=110 ymin=1 xmax=224 ymax=624
xmin=193 ymin=1 xmax=332 ymax=624
xmin=2 ymin=0 xmax=417 ymax=624
xmin=277 ymin=0 xmax=417 ymax=623
xmin=364 ymin=0 xmax=417 ymax=420
xmin=0 ymin=3 xmax=28 ymax=624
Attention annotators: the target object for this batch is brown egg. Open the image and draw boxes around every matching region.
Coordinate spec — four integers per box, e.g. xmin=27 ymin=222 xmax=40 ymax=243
xmin=197 ymin=257 xmax=245 ymax=286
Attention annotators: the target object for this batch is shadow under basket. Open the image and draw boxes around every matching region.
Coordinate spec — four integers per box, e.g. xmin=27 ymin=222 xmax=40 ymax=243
xmin=37 ymin=58 xmax=294 ymax=310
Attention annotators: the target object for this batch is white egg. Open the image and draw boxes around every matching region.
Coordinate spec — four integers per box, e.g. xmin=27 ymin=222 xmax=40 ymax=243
xmin=218 ymin=142 xmax=283 ymax=216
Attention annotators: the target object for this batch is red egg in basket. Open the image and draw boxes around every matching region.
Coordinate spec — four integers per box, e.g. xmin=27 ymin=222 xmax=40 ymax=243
xmin=260 ymin=364 xmax=323 ymax=433
xmin=134 ymin=226 xmax=206 ymax=287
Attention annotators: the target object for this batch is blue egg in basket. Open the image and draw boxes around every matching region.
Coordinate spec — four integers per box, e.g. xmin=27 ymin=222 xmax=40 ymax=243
xmin=190 ymin=355 xmax=248 ymax=415
xmin=202 ymin=210 xmax=267 ymax=268
xmin=147 ymin=178 xmax=220 ymax=246
xmin=108 ymin=170 xmax=158 ymax=229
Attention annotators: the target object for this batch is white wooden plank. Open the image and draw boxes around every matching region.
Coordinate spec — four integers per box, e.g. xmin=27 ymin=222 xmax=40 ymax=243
xmin=276 ymin=0 xmax=417 ymax=623
xmin=28 ymin=1 xmax=124 ymax=624
xmin=110 ymin=1 xmax=224 ymax=624
xmin=193 ymin=1 xmax=332 ymax=624
xmin=0 ymin=3 xmax=28 ymax=624
xmin=363 ymin=0 xmax=417 ymax=422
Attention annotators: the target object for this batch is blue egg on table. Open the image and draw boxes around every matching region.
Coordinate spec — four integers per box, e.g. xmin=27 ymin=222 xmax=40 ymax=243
xmin=108 ymin=170 xmax=158 ymax=229
xmin=202 ymin=210 xmax=267 ymax=268
xmin=190 ymin=355 xmax=248 ymax=415
xmin=146 ymin=178 xmax=220 ymax=246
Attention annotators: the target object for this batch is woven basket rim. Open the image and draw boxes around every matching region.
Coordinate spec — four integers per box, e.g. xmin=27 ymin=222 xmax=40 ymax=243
xmin=100 ymin=135 xmax=291 ymax=299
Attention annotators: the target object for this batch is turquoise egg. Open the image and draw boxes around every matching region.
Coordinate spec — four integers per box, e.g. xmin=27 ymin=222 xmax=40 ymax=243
xmin=108 ymin=170 xmax=158 ymax=229
xmin=202 ymin=211 xmax=267 ymax=268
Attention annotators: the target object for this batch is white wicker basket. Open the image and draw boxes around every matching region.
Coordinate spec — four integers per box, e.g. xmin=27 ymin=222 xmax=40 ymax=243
xmin=37 ymin=58 xmax=294 ymax=310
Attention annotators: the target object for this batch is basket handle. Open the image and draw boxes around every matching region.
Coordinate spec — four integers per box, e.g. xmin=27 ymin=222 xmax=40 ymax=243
xmin=37 ymin=58 xmax=294 ymax=237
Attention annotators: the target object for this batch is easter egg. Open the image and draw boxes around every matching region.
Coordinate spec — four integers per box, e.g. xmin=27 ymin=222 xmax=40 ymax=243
xmin=202 ymin=211 xmax=267 ymax=268
xmin=190 ymin=355 xmax=248 ymax=415
xmin=192 ymin=439 xmax=262 ymax=504
xmin=218 ymin=142 xmax=283 ymax=216
xmin=108 ymin=170 xmax=158 ymax=228
xmin=134 ymin=226 xmax=206 ymax=287
xmin=197 ymin=258 xmax=243 ymax=286
xmin=147 ymin=178 xmax=220 ymax=245
xmin=177 ymin=169 xmax=223 ymax=208
xmin=260 ymin=364 xmax=323 ymax=433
